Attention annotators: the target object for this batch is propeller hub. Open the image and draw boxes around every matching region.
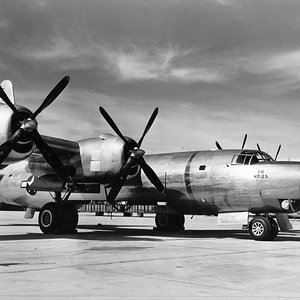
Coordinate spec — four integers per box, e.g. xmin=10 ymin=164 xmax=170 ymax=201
xmin=21 ymin=118 xmax=38 ymax=132
xmin=131 ymin=147 xmax=145 ymax=158
xmin=20 ymin=118 xmax=38 ymax=132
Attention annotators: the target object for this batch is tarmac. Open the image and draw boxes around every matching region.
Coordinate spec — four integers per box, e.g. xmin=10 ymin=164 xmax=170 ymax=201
xmin=1 ymin=211 xmax=300 ymax=299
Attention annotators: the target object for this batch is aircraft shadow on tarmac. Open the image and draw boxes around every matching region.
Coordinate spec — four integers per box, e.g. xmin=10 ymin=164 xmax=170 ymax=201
xmin=1 ymin=222 xmax=300 ymax=242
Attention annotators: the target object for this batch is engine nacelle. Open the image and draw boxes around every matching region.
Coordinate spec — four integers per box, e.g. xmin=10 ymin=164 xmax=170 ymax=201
xmin=79 ymin=135 xmax=126 ymax=183
xmin=0 ymin=104 xmax=35 ymax=164
xmin=280 ymin=199 xmax=300 ymax=213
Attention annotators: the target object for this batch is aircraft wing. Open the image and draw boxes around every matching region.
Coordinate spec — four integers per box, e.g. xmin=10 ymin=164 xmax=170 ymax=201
xmin=27 ymin=135 xmax=82 ymax=177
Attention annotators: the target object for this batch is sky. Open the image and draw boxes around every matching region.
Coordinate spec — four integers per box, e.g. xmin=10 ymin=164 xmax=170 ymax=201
xmin=1 ymin=0 xmax=300 ymax=159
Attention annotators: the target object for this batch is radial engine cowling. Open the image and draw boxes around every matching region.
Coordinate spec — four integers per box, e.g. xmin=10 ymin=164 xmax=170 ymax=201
xmin=0 ymin=104 xmax=35 ymax=164
xmin=79 ymin=135 xmax=133 ymax=183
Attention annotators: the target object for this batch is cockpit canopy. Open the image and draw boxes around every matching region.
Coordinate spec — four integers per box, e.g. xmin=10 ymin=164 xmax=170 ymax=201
xmin=231 ymin=150 xmax=273 ymax=165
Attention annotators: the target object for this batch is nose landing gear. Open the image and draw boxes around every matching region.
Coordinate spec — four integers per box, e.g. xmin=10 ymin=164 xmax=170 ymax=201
xmin=249 ymin=215 xmax=278 ymax=241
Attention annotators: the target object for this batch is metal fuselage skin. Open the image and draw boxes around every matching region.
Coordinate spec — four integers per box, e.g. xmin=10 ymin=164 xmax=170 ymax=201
xmin=1 ymin=134 xmax=300 ymax=217
xmin=135 ymin=150 xmax=300 ymax=215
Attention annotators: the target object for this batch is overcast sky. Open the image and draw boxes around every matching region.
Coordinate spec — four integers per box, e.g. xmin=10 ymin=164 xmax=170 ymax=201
xmin=1 ymin=0 xmax=300 ymax=159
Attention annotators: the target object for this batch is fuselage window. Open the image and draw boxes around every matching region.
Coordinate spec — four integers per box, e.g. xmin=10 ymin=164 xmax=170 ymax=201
xmin=232 ymin=155 xmax=246 ymax=164
xmin=244 ymin=156 xmax=251 ymax=165
xmin=232 ymin=154 xmax=252 ymax=165
xmin=250 ymin=155 xmax=259 ymax=164
xmin=232 ymin=150 xmax=274 ymax=165
xmin=199 ymin=165 xmax=206 ymax=171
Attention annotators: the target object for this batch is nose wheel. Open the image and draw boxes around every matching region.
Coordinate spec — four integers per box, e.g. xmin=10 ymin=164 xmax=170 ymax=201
xmin=249 ymin=216 xmax=278 ymax=241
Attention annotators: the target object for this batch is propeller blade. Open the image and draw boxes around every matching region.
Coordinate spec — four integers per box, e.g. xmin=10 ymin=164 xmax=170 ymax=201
xmin=106 ymin=155 xmax=136 ymax=203
xmin=275 ymin=145 xmax=281 ymax=161
xmin=31 ymin=130 xmax=70 ymax=181
xmin=216 ymin=141 xmax=222 ymax=150
xmin=139 ymin=157 xmax=164 ymax=192
xmin=99 ymin=107 xmax=129 ymax=146
xmin=31 ymin=76 xmax=70 ymax=119
xmin=0 ymin=129 xmax=24 ymax=164
xmin=257 ymin=143 xmax=261 ymax=152
xmin=106 ymin=177 xmax=126 ymax=204
xmin=242 ymin=134 xmax=247 ymax=150
xmin=0 ymin=86 xmax=18 ymax=113
xmin=99 ymin=106 xmax=162 ymax=201
xmin=137 ymin=107 xmax=159 ymax=148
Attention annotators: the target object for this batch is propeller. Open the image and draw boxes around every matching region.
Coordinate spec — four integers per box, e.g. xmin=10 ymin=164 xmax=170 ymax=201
xmin=215 ymin=141 xmax=222 ymax=150
xmin=99 ymin=106 xmax=164 ymax=203
xmin=241 ymin=134 xmax=247 ymax=150
xmin=215 ymin=133 xmax=247 ymax=150
xmin=256 ymin=143 xmax=261 ymax=152
xmin=275 ymin=144 xmax=281 ymax=161
xmin=257 ymin=143 xmax=281 ymax=161
xmin=0 ymin=76 xmax=71 ymax=182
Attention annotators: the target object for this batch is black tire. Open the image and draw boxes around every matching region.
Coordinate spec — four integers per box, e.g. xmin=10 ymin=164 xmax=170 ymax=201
xmin=249 ymin=216 xmax=272 ymax=241
xmin=62 ymin=203 xmax=78 ymax=233
xmin=38 ymin=203 xmax=59 ymax=234
xmin=169 ymin=214 xmax=185 ymax=231
xmin=177 ymin=213 xmax=185 ymax=229
xmin=155 ymin=213 xmax=170 ymax=230
xmin=268 ymin=217 xmax=279 ymax=240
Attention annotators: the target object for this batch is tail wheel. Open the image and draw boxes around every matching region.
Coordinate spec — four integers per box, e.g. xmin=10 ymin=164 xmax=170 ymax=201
xmin=38 ymin=203 xmax=59 ymax=234
xmin=249 ymin=216 xmax=272 ymax=241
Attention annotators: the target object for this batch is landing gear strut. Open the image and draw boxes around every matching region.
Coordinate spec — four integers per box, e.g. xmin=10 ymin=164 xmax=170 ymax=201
xmin=38 ymin=191 xmax=78 ymax=234
xmin=249 ymin=215 xmax=278 ymax=241
xmin=155 ymin=213 xmax=185 ymax=231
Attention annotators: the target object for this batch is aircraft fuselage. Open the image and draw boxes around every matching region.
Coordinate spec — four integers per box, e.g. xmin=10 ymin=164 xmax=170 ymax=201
xmin=1 ymin=148 xmax=300 ymax=218
xmin=133 ymin=150 xmax=300 ymax=215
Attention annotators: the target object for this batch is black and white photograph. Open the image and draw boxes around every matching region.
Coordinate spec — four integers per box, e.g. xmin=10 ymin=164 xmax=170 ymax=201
xmin=1 ymin=0 xmax=300 ymax=299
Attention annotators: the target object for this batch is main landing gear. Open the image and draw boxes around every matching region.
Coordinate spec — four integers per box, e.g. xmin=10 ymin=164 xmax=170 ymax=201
xmin=249 ymin=215 xmax=279 ymax=241
xmin=38 ymin=193 xmax=78 ymax=234
xmin=154 ymin=213 xmax=185 ymax=231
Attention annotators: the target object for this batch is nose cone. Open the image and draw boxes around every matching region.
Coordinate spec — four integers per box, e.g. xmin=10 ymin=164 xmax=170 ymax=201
xmin=22 ymin=119 xmax=38 ymax=132
xmin=131 ymin=148 xmax=145 ymax=158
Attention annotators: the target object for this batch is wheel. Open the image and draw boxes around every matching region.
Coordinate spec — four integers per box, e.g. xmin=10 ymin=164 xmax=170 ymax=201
xmin=155 ymin=213 xmax=185 ymax=231
xmin=169 ymin=214 xmax=185 ymax=231
xmin=155 ymin=213 xmax=170 ymax=230
xmin=38 ymin=203 xmax=60 ymax=234
xmin=249 ymin=216 xmax=272 ymax=241
xmin=62 ymin=203 xmax=78 ymax=233
xmin=268 ymin=217 xmax=279 ymax=240
xmin=177 ymin=213 xmax=185 ymax=229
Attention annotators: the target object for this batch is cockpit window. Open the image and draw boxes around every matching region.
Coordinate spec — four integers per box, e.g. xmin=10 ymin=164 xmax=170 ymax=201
xmin=231 ymin=150 xmax=273 ymax=165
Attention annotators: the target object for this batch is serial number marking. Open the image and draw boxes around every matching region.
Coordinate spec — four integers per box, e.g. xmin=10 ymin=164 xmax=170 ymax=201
xmin=254 ymin=169 xmax=269 ymax=179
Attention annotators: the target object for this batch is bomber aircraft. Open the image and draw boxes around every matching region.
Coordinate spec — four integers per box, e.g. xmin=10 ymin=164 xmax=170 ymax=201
xmin=0 ymin=76 xmax=299 ymax=241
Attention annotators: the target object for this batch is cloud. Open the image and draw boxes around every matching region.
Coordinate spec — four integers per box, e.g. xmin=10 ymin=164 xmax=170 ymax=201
xmin=104 ymin=46 xmax=177 ymax=81
xmin=20 ymin=36 xmax=74 ymax=60
xmin=170 ymin=67 xmax=225 ymax=83
xmin=0 ymin=19 xmax=9 ymax=30
xmin=102 ymin=46 xmax=227 ymax=83
xmin=236 ymin=49 xmax=300 ymax=94
xmin=209 ymin=0 xmax=234 ymax=6
xmin=260 ymin=50 xmax=300 ymax=79
xmin=19 ymin=37 xmax=227 ymax=84
xmin=28 ymin=0 xmax=51 ymax=9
